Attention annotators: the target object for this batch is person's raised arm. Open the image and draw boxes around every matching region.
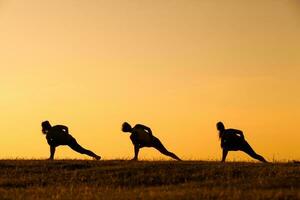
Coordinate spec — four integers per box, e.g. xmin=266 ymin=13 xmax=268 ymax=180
xmin=136 ymin=124 xmax=152 ymax=136
xmin=62 ymin=125 xmax=69 ymax=133
xmin=57 ymin=125 xmax=69 ymax=134
xmin=235 ymin=130 xmax=244 ymax=139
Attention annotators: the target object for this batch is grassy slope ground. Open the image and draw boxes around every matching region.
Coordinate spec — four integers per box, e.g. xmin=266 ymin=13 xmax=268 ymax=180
xmin=0 ymin=160 xmax=299 ymax=200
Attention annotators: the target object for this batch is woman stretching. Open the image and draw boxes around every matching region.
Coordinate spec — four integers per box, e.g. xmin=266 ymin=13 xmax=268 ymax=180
xmin=122 ymin=122 xmax=181 ymax=161
xmin=216 ymin=122 xmax=267 ymax=163
xmin=41 ymin=121 xmax=101 ymax=160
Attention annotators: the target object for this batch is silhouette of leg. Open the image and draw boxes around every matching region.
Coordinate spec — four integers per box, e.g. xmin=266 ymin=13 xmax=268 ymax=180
xmin=152 ymin=138 xmax=181 ymax=161
xmin=49 ymin=146 xmax=56 ymax=160
xmin=132 ymin=145 xmax=139 ymax=161
xmin=68 ymin=139 xmax=101 ymax=160
xmin=241 ymin=141 xmax=267 ymax=163
xmin=222 ymin=149 xmax=228 ymax=162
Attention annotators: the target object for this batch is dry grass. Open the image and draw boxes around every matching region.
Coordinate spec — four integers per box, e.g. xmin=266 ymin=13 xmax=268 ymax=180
xmin=0 ymin=160 xmax=299 ymax=200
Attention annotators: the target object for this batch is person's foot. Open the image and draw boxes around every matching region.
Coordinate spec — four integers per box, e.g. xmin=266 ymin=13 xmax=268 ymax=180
xmin=94 ymin=155 xmax=101 ymax=160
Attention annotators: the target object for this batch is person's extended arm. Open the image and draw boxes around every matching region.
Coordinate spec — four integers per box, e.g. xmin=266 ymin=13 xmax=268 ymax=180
xmin=132 ymin=145 xmax=139 ymax=161
xmin=222 ymin=149 xmax=228 ymax=162
xmin=136 ymin=124 xmax=152 ymax=136
xmin=49 ymin=146 xmax=55 ymax=160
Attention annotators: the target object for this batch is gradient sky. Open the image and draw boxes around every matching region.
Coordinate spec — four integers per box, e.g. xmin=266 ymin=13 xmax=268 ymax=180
xmin=0 ymin=0 xmax=299 ymax=160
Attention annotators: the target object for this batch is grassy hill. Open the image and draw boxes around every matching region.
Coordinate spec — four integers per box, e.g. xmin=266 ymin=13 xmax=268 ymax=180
xmin=0 ymin=160 xmax=299 ymax=200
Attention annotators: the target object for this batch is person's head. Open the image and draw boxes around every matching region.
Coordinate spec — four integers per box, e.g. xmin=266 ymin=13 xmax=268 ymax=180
xmin=122 ymin=122 xmax=132 ymax=133
xmin=216 ymin=122 xmax=225 ymax=132
xmin=216 ymin=121 xmax=225 ymax=139
xmin=41 ymin=121 xmax=52 ymax=134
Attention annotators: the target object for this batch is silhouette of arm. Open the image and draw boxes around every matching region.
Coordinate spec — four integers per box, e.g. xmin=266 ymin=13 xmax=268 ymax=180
xmin=135 ymin=124 xmax=152 ymax=136
xmin=132 ymin=145 xmax=139 ymax=161
xmin=49 ymin=146 xmax=55 ymax=160
xmin=222 ymin=149 xmax=228 ymax=162
xmin=235 ymin=130 xmax=244 ymax=139
xmin=58 ymin=125 xmax=69 ymax=134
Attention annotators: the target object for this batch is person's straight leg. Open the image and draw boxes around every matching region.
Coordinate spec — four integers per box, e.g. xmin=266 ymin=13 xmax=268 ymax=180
xmin=240 ymin=141 xmax=267 ymax=163
xmin=152 ymin=138 xmax=181 ymax=161
xmin=68 ymin=139 xmax=101 ymax=160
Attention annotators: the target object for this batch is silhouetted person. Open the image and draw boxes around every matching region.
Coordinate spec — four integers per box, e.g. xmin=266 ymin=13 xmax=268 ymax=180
xmin=41 ymin=121 xmax=101 ymax=160
xmin=216 ymin=122 xmax=267 ymax=163
xmin=122 ymin=122 xmax=181 ymax=161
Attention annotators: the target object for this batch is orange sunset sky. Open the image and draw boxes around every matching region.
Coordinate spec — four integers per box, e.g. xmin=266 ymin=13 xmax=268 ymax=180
xmin=0 ymin=0 xmax=299 ymax=160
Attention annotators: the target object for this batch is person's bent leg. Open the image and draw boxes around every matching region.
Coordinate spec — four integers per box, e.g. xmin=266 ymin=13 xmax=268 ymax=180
xmin=68 ymin=139 xmax=101 ymax=160
xmin=153 ymin=138 xmax=181 ymax=161
xmin=241 ymin=141 xmax=267 ymax=163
